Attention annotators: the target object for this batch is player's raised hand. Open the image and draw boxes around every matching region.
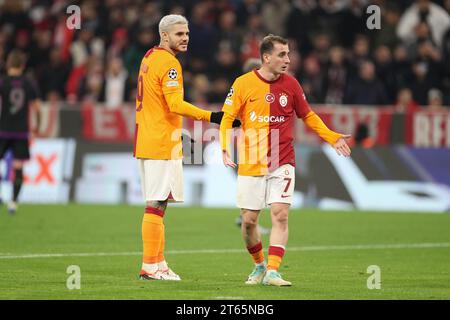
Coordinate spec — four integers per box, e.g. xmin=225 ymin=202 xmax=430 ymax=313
xmin=333 ymin=134 xmax=351 ymax=157
xmin=222 ymin=150 xmax=237 ymax=168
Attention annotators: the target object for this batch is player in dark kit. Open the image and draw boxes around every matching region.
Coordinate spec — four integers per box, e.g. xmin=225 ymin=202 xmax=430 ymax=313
xmin=0 ymin=50 xmax=40 ymax=214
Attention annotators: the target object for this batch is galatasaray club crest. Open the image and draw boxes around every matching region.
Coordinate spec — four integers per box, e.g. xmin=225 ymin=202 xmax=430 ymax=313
xmin=265 ymin=93 xmax=275 ymax=103
xmin=279 ymin=93 xmax=288 ymax=107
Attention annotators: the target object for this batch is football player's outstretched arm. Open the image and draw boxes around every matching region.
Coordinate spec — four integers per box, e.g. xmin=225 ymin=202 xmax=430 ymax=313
xmin=164 ymin=91 xmax=211 ymax=121
xmin=302 ymin=111 xmax=352 ymax=157
xmin=164 ymin=91 xmax=241 ymax=126
xmin=293 ymin=79 xmax=351 ymax=157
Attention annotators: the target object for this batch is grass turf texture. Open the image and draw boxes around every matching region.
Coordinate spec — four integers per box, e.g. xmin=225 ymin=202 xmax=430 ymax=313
xmin=0 ymin=205 xmax=449 ymax=299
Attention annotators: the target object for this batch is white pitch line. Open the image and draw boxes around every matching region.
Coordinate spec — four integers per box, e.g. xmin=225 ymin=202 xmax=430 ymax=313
xmin=1 ymin=242 xmax=450 ymax=260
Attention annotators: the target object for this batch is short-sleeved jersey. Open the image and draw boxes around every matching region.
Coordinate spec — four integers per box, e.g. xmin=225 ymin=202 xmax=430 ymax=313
xmin=222 ymin=70 xmax=311 ymax=176
xmin=134 ymin=47 xmax=184 ymax=159
xmin=0 ymin=75 xmax=38 ymax=138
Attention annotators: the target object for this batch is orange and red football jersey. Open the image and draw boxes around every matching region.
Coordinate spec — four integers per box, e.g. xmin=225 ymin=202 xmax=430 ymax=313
xmin=134 ymin=46 xmax=212 ymax=160
xmin=221 ymin=70 xmax=343 ymax=176
xmin=221 ymin=70 xmax=313 ymax=176
xmin=134 ymin=47 xmax=185 ymax=160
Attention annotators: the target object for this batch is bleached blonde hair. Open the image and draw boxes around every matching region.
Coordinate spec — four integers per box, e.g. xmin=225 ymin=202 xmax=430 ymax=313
xmin=158 ymin=14 xmax=188 ymax=35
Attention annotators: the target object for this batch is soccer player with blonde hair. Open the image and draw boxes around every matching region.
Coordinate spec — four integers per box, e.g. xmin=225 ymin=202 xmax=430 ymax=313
xmin=220 ymin=35 xmax=351 ymax=286
xmin=134 ymin=14 xmax=239 ymax=281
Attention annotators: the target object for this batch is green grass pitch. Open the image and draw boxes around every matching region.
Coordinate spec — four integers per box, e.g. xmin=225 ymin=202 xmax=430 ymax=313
xmin=0 ymin=204 xmax=449 ymax=299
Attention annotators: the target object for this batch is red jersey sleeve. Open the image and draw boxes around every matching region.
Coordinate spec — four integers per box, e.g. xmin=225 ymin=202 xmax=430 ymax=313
xmin=292 ymin=79 xmax=312 ymax=119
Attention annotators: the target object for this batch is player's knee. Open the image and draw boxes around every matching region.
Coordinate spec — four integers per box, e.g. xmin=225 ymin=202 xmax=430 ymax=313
xmin=14 ymin=168 xmax=23 ymax=183
xmin=241 ymin=214 xmax=258 ymax=230
xmin=274 ymin=216 xmax=288 ymax=227
xmin=272 ymin=208 xmax=289 ymax=225
xmin=146 ymin=200 xmax=167 ymax=211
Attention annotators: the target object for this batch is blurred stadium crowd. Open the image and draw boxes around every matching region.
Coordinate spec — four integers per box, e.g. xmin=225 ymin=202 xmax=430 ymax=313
xmin=0 ymin=0 xmax=449 ymax=109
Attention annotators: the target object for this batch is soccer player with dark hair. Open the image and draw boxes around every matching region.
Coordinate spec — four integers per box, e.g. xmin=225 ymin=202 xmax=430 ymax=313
xmin=0 ymin=50 xmax=41 ymax=214
xmin=220 ymin=35 xmax=351 ymax=286
xmin=134 ymin=14 xmax=239 ymax=281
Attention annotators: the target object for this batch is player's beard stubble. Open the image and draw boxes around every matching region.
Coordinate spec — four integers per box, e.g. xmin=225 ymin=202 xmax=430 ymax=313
xmin=169 ymin=39 xmax=188 ymax=54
